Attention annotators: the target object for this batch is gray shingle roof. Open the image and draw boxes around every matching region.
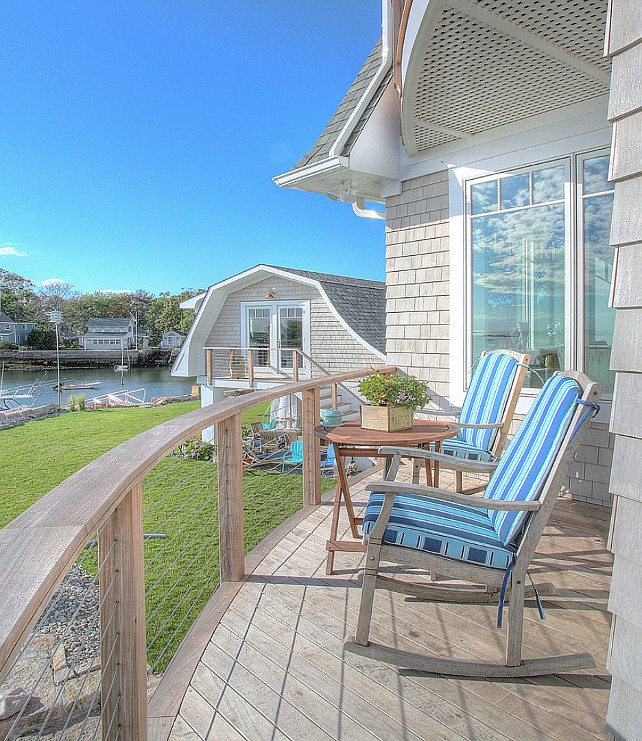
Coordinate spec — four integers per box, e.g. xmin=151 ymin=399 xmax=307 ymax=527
xmin=87 ymin=318 xmax=133 ymax=330
xmin=265 ymin=265 xmax=386 ymax=354
xmin=0 ymin=311 xmax=15 ymax=324
xmin=290 ymin=39 xmax=391 ymax=172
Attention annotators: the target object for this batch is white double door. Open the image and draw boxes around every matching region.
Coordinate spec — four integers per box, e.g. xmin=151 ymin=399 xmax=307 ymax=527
xmin=242 ymin=301 xmax=309 ymax=373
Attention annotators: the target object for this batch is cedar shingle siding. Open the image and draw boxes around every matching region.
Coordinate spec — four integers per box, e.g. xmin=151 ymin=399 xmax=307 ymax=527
xmin=204 ymin=276 xmax=382 ymax=378
xmin=604 ymin=2 xmax=642 ymax=736
xmin=385 ymin=170 xmax=615 ymax=508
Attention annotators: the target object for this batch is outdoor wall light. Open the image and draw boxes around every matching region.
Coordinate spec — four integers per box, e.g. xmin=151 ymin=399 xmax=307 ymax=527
xmin=326 ymin=185 xmax=341 ymax=201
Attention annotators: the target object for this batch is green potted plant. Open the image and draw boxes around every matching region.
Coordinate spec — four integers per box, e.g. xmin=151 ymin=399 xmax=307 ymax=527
xmin=358 ymin=371 xmax=431 ymax=432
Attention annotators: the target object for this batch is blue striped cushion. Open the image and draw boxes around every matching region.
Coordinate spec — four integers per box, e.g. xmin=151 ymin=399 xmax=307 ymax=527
xmin=362 ymin=492 xmax=515 ymax=570
xmin=487 ymin=375 xmax=580 ymax=546
xmin=459 ymin=352 xmax=519 ymax=453
xmin=437 ymin=437 xmax=493 ymax=462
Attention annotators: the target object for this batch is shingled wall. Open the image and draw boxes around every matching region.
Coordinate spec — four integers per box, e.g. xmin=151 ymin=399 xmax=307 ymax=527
xmin=385 ymin=170 xmax=614 ymax=508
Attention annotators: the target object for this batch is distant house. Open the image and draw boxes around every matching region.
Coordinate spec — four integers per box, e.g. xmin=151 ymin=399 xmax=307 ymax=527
xmin=0 ymin=311 xmax=36 ymax=346
xmin=136 ymin=327 xmax=150 ymax=349
xmin=172 ymin=264 xmax=386 ymax=408
xmin=61 ymin=328 xmax=81 ymax=346
xmin=161 ymin=330 xmax=186 ymax=350
xmin=82 ymin=317 xmax=135 ymax=350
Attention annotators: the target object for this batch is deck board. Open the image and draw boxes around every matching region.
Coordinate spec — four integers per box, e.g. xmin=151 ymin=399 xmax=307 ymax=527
xmin=163 ymin=468 xmax=612 ymax=740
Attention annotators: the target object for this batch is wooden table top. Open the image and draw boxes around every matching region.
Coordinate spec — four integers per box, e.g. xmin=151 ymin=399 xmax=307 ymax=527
xmin=314 ymin=419 xmax=459 ymax=447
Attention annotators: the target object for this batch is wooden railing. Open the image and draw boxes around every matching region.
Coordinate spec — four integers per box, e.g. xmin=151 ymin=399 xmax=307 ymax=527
xmin=203 ymin=346 xmax=308 ymax=386
xmin=0 ymin=367 xmax=395 ymax=740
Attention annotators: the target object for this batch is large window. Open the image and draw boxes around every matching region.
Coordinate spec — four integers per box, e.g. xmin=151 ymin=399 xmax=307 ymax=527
xmin=467 ymin=151 xmax=614 ymax=393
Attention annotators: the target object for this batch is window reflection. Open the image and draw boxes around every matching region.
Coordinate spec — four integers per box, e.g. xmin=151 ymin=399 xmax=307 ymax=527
xmin=532 ymin=165 xmax=565 ymax=203
xmin=471 ymin=180 xmax=498 ymax=214
xmin=583 ymin=156 xmax=614 ymax=195
xmin=472 ymin=204 xmax=565 ymax=388
xmin=500 ymin=173 xmax=530 ymax=209
xmin=583 ymin=155 xmax=615 ymax=393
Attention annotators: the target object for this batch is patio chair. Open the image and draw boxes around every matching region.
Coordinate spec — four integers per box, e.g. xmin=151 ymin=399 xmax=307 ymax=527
xmin=242 ymin=444 xmax=287 ymax=470
xmin=281 ymin=440 xmax=303 ymax=472
xmin=250 ymin=422 xmax=295 ymax=454
xmin=425 ymin=349 xmax=530 ymax=493
xmin=321 ymin=444 xmax=336 ymax=476
xmin=345 ymin=371 xmax=602 ymax=677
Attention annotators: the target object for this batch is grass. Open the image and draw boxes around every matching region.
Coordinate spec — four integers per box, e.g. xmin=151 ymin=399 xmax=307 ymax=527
xmin=1 ymin=400 xmax=336 ymax=671
xmin=0 ymin=400 xmax=267 ymax=526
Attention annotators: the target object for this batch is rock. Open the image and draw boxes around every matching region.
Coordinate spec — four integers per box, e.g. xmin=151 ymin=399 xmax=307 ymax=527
xmin=0 ymin=687 xmax=28 ymax=720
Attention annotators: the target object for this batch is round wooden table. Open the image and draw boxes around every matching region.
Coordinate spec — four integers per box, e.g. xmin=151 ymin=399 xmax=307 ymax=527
xmin=315 ymin=419 xmax=459 ymax=574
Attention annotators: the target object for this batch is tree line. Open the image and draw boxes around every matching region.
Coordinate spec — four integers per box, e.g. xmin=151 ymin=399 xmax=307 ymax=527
xmin=0 ymin=269 xmax=202 ymax=348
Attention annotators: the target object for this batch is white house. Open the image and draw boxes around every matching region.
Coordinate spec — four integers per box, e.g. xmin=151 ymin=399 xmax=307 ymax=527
xmin=82 ymin=317 xmax=135 ymax=350
xmin=0 ymin=311 xmax=36 ymax=346
xmin=275 ymin=1 xmax=641 ymax=736
xmin=161 ymin=330 xmax=186 ymax=350
xmin=172 ymin=264 xmax=386 ymax=412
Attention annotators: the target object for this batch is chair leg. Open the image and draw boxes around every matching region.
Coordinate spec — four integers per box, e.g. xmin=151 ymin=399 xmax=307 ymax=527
xmin=506 ymin=576 xmax=526 ymax=667
xmin=354 ymin=547 xmax=382 ymax=646
xmin=455 ymin=470 xmax=463 ymax=493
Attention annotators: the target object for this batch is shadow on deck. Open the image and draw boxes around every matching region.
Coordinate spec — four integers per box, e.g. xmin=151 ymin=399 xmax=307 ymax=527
xmin=150 ymin=468 xmax=613 ymax=741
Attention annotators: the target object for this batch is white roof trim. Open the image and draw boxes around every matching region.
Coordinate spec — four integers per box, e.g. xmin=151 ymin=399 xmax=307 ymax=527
xmin=328 ymin=2 xmax=393 ymax=159
xmin=171 ymin=264 xmax=385 ymax=377
xmin=180 ymin=292 xmax=206 ymax=310
xmin=273 ymin=157 xmax=347 ymax=189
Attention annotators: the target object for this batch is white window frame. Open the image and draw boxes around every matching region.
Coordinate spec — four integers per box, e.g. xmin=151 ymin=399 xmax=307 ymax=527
xmin=450 ymin=146 xmax=613 ymax=422
xmin=240 ymin=300 xmax=311 ymax=372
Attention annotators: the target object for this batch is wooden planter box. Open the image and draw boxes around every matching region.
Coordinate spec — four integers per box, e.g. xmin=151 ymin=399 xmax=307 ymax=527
xmin=360 ymin=405 xmax=413 ymax=432
xmin=229 ymin=359 xmax=246 ymax=378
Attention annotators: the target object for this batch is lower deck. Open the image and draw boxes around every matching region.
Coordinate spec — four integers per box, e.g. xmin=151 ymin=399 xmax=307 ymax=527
xmin=153 ymin=468 xmax=613 ymax=741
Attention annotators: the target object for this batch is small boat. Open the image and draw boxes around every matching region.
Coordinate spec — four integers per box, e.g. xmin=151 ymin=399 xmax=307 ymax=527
xmin=59 ymin=381 xmax=101 ymax=391
xmin=114 ymin=364 xmax=129 ymax=372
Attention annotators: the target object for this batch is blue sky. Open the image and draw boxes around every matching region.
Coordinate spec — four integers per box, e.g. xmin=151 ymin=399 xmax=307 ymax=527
xmin=0 ymin=0 xmax=385 ymax=295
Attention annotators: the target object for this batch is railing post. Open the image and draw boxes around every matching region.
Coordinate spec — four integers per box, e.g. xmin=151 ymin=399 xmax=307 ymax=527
xmin=217 ymin=413 xmax=245 ymax=582
xmin=332 ymin=383 xmax=338 ymax=409
xmin=293 ymin=351 xmax=299 ymax=382
xmin=99 ymin=482 xmax=147 ymax=741
xmin=248 ymin=349 xmax=254 ymax=387
xmin=302 ymin=388 xmax=321 ymax=506
xmin=206 ymin=349 xmax=213 ymax=385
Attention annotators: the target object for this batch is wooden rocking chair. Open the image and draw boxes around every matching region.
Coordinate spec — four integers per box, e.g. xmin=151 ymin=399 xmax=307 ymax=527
xmin=345 ymin=371 xmax=602 ymax=677
xmin=425 ymin=349 xmax=529 ymax=493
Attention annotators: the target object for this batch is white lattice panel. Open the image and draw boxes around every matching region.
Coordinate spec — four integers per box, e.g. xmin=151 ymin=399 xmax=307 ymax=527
xmin=475 ymin=0 xmax=611 ymax=71
xmin=406 ymin=2 xmax=610 ymax=155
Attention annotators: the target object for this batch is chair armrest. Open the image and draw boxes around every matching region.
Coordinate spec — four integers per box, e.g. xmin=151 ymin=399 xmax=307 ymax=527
xmin=456 ymin=422 xmax=503 ymax=430
xmin=378 ymin=445 xmax=499 ymax=473
xmin=366 ymin=480 xmax=541 ymax=512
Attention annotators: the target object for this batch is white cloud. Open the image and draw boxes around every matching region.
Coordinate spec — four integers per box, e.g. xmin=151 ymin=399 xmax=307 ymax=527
xmin=37 ymin=278 xmax=66 ymax=287
xmin=0 ymin=243 xmax=27 ymax=257
xmin=96 ymin=289 xmax=130 ymax=294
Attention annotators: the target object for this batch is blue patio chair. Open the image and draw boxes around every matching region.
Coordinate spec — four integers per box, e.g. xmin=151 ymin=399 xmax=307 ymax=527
xmin=281 ymin=440 xmax=303 ymax=472
xmin=345 ymin=371 xmax=602 ymax=677
xmin=321 ymin=444 xmax=336 ymax=476
xmin=427 ymin=350 xmax=530 ymax=493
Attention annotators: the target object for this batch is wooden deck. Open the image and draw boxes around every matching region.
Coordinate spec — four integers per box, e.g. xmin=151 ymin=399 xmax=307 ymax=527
xmin=157 ymin=468 xmax=613 ymax=741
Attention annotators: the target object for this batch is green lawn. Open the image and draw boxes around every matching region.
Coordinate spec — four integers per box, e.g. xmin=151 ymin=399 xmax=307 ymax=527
xmin=1 ymin=400 xmax=335 ymax=671
xmin=0 ymin=400 xmax=267 ymax=526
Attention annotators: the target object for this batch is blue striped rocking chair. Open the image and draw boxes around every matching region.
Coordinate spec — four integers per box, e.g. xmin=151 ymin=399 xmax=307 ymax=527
xmin=345 ymin=371 xmax=602 ymax=677
xmin=426 ymin=350 xmax=529 ymax=493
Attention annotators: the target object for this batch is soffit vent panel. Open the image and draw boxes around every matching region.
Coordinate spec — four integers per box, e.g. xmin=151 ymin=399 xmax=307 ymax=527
xmin=474 ymin=0 xmax=611 ymax=72
xmin=405 ymin=2 xmax=610 ymax=155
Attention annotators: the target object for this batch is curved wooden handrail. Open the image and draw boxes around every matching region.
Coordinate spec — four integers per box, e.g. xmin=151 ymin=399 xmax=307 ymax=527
xmin=0 ymin=366 xmax=395 ymax=685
